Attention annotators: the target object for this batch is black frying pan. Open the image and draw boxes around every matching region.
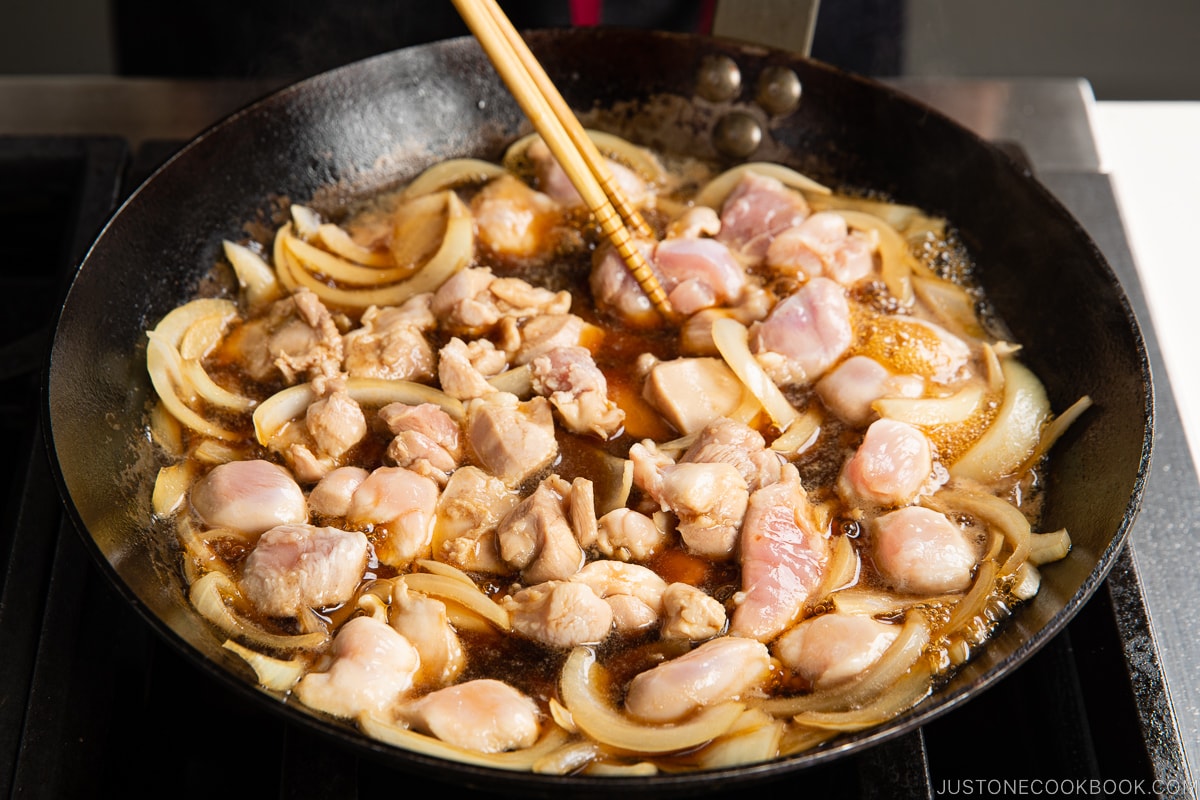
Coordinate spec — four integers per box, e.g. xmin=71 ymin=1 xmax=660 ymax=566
xmin=42 ymin=28 xmax=1152 ymax=797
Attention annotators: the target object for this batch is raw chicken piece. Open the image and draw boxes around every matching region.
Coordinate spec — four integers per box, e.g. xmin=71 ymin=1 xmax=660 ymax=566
xmin=589 ymin=238 xmax=662 ymax=329
xmin=838 ymin=418 xmax=945 ymax=508
xmin=378 ymin=402 xmax=462 ymax=484
xmin=497 ymin=476 xmax=585 ymax=584
xmin=730 ymin=464 xmax=829 ymax=641
xmin=346 ymin=467 xmax=440 ymax=568
xmin=240 ymin=523 xmax=370 ymax=617
xmin=592 ymin=508 xmax=671 ymax=561
xmin=716 ymin=172 xmax=809 ymax=260
xmin=681 ymin=417 xmax=783 ymax=493
xmin=528 ymin=137 xmax=649 ymax=210
xmin=502 ymin=580 xmax=614 ymax=648
xmin=431 ymin=466 xmax=518 ymax=574
xmin=630 ymin=444 xmax=749 ymax=560
xmin=390 ymin=580 xmax=465 ymax=686
xmin=399 ymin=679 xmax=540 ymax=753
xmin=305 ymin=383 xmax=366 ymax=458
xmin=641 ymin=357 xmax=745 ymax=435
xmin=660 ymin=582 xmax=727 ymax=641
xmin=431 ymin=266 xmax=571 ymax=336
xmin=437 ymin=337 xmax=506 ymax=401
xmin=872 ymin=506 xmax=978 ymax=594
xmin=751 ymin=277 xmax=853 ymax=386
xmin=465 ymin=393 xmax=559 ymax=488
xmin=343 ymin=295 xmax=436 ymax=383
xmin=624 ymin=636 xmax=771 ymax=723
xmin=529 ymin=345 xmax=624 ymax=439
xmin=191 ymin=459 xmax=307 ymax=536
xmin=510 ymin=313 xmax=596 ymax=366
xmin=815 ymin=355 xmax=925 ymax=427
xmin=653 ymin=237 xmax=746 ymax=316
xmin=308 ymin=466 xmax=369 ymax=519
xmin=570 ymin=560 xmax=668 ymax=632
xmin=233 ymin=288 xmax=344 ymax=384
xmin=294 ymin=616 xmax=420 ymax=718
xmin=471 ymin=174 xmax=562 ymax=259
xmin=773 ymin=613 xmax=900 ymax=689
xmin=765 ymin=212 xmax=876 ymax=286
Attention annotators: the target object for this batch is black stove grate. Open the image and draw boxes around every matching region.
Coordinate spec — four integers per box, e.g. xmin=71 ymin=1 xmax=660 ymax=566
xmin=0 ymin=135 xmax=1189 ymax=799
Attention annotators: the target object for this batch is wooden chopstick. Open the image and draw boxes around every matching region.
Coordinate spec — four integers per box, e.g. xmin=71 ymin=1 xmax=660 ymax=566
xmin=451 ymin=0 xmax=676 ymax=321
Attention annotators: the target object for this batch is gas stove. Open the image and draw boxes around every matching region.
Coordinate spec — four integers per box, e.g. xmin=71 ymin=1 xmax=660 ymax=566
xmin=0 ymin=76 xmax=1194 ymax=798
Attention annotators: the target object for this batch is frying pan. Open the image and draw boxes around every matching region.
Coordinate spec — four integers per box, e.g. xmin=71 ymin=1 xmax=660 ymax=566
xmin=42 ymin=27 xmax=1152 ymax=797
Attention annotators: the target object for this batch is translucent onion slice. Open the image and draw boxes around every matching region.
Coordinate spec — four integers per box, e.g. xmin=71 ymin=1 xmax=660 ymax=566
xmin=488 ymin=365 xmax=533 ymax=397
xmin=1017 ymin=394 xmax=1094 ymax=476
xmin=316 ymin=223 xmax=395 ymax=267
xmin=940 ymin=559 xmax=998 ymax=636
xmin=806 ymin=193 xmax=936 ymax=233
xmin=273 ymin=223 xmax=300 ymax=294
xmin=358 ymin=714 xmax=571 ymax=770
xmin=790 ymin=661 xmax=933 ymax=731
xmin=830 ymin=210 xmax=920 ymax=304
xmin=595 ymin=456 xmax=634 ymax=516
xmin=150 ymin=297 xmax=238 ymax=346
xmin=559 ymin=647 xmax=744 ymax=754
xmin=398 ymin=573 xmax=510 ymax=631
xmin=282 ymin=230 xmax=415 ymax=285
xmin=223 ymin=240 xmax=284 ymax=307
xmin=930 ymin=489 xmax=1031 ymax=577
xmin=912 ymin=275 xmax=984 ymax=339
xmin=695 ymin=709 xmax=784 ymax=770
xmin=873 ymin=381 xmax=984 ymax=427
xmin=290 ymin=204 xmax=322 ymax=240
xmin=692 ymin=163 xmax=832 ymax=209
xmin=532 ymin=740 xmax=601 ymax=775
xmin=400 ymin=158 xmax=509 ymax=201
xmin=1029 ymin=528 xmax=1072 ymax=565
xmin=950 ymin=356 xmax=1050 ymax=482
xmin=253 ymin=378 xmax=463 ymax=446
xmin=189 ymin=571 xmax=327 ymax=651
xmin=503 ymin=130 xmax=666 ymax=183
xmin=413 ymin=558 xmax=477 ymax=585
xmin=585 ymin=762 xmax=659 ymax=777
xmin=222 ymin=639 xmax=306 ymax=691
xmin=149 ymin=401 xmax=183 ymax=456
xmin=758 ymin=611 xmax=930 ymax=717
xmin=145 ymin=336 xmax=240 ymax=441
xmin=1011 ymin=562 xmax=1042 ymax=602
xmin=152 ymin=461 xmax=194 ymax=517
xmin=770 ymin=408 xmax=822 ymax=456
xmin=180 ymin=358 xmax=256 ymax=412
xmin=808 ymin=534 xmax=860 ymax=603
xmin=711 ymin=317 xmax=800 ymax=430
xmin=276 ymin=191 xmax=474 ymax=310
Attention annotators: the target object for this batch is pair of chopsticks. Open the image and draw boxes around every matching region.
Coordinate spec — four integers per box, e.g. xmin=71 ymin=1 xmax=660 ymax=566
xmin=451 ymin=0 xmax=675 ymax=322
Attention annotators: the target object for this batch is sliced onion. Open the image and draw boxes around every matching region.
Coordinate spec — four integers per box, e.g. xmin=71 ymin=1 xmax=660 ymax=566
xmin=223 ymin=240 xmax=284 ymax=307
xmin=222 ymin=638 xmax=306 ymax=691
xmin=148 ymin=401 xmax=183 ymax=456
xmin=828 ymin=587 xmax=959 ymax=618
xmin=831 ymin=210 xmax=918 ymax=304
xmin=398 ymin=573 xmax=510 ymax=631
xmin=1017 ymin=394 xmax=1093 ymax=476
xmin=189 ymin=571 xmax=328 ymax=651
xmin=282 ymin=229 xmax=415 ymax=285
xmin=790 ymin=661 xmax=933 ymax=731
xmin=1011 ymin=562 xmax=1042 ymax=602
xmin=759 ymin=611 xmax=930 ymax=717
xmin=152 ymin=461 xmax=194 ymax=517
xmin=912 ymin=275 xmax=984 ymax=339
xmin=711 ymin=317 xmax=799 ymax=430
xmin=807 ymin=193 xmax=938 ymax=233
xmin=695 ymin=709 xmax=784 ymax=770
xmin=873 ymin=381 xmax=984 ymax=427
xmin=179 ymin=358 xmax=256 ymax=412
xmin=413 ymin=558 xmax=477 ymax=585
xmin=253 ymin=379 xmax=463 ymax=446
xmin=595 ymin=456 xmax=634 ymax=516
xmin=1029 ymin=528 xmax=1072 ymax=565
xmin=401 ymin=158 xmax=509 ymax=201
xmin=145 ymin=336 xmax=240 ymax=441
xmin=316 ymin=223 xmax=395 ymax=267
xmin=150 ymin=298 xmax=238 ymax=346
xmin=950 ymin=356 xmax=1050 ymax=482
xmin=584 ymin=762 xmax=659 ymax=776
xmin=503 ymin=130 xmax=666 ymax=183
xmin=559 ymin=647 xmax=744 ymax=754
xmin=692 ymin=163 xmax=831 ymax=210
xmin=931 ymin=488 xmax=1030 ymax=578
xmin=290 ymin=204 xmax=322 ymax=239
xmin=488 ymin=365 xmax=533 ymax=397
xmin=770 ymin=408 xmax=822 ymax=456
xmin=940 ymin=559 xmax=998 ymax=636
xmin=359 ymin=713 xmax=570 ymax=770
xmin=532 ymin=740 xmax=601 ymax=775
xmin=275 ymin=191 xmax=473 ymax=310
xmin=809 ymin=534 xmax=860 ymax=602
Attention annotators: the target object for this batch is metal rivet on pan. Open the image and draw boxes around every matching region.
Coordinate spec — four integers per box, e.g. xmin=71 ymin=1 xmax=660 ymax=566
xmin=756 ymin=66 xmax=802 ymax=116
xmin=696 ymin=54 xmax=742 ymax=102
xmin=713 ymin=111 xmax=763 ymax=159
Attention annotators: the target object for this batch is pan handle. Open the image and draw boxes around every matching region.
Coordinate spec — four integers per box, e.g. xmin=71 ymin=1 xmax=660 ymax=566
xmin=711 ymin=0 xmax=821 ymax=56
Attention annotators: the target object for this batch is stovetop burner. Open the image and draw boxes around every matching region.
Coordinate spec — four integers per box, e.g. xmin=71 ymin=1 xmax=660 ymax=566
xmin=1 ymin=78 xmax=1195 ymax=797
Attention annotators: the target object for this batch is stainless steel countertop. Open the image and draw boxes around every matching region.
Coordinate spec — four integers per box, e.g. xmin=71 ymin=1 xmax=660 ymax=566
xmin=3 ymin=73 xmax=1195 ymax=782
